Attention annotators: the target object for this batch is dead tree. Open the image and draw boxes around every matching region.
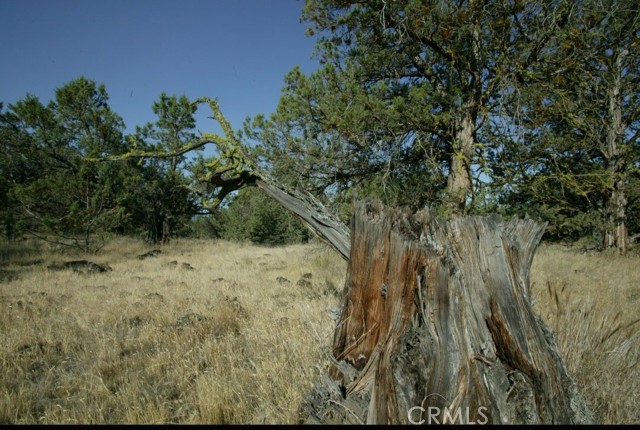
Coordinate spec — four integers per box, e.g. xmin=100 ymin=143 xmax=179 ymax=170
xmin=254 ymin=179 xmax=350 ymax=261
xmin=99 ymin=98 xmax=351 ymax=260
xmin=300 ymin=201 xmax=596 ymax=425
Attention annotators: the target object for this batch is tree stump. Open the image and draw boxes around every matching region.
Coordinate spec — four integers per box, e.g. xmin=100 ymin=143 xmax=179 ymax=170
xmin=301 ymin=201 xmax=596 ymax=425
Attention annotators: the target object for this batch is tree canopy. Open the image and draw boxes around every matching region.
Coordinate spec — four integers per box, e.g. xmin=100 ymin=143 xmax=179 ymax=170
xmin=1 ymin=0 xmax=638 ymax=252
xmin=245 ymin=0 xmax=639 ymax=250
xmin=0 ymin=78 xmax=130 ymax=251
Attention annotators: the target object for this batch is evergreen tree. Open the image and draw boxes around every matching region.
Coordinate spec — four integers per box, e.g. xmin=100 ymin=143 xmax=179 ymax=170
xmin=222 ymin=187 xmax=309 ymax=245
xmin=246 ymin=0 xmax=574 ymax=215
xmin=134 ymin=93 xmax=199 ymax=242
xmin=491 ymin=0 xmax=639 ymax=250
xmin=0 ymin=77 xmax=130 ymax=252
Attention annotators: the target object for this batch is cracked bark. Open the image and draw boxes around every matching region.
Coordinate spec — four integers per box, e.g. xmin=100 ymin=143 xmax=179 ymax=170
xmin=300 ymin=200 xmax=596 ymax=425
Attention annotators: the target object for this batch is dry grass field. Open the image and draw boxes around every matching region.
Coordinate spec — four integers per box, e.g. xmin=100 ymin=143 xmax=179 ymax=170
xmin=530 ymin=245 xmax=640 ymax=424
xmin=0 ymin=237 xmax=638 ymax=424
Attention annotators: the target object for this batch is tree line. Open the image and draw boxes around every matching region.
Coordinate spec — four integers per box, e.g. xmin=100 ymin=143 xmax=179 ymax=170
xmin=0 ymin=79 xmax=307 ymax=252
xmin=1 ymin=0 xmax=638 ymax=253
xmin=246 ymin=0 xmax=639 ymax=252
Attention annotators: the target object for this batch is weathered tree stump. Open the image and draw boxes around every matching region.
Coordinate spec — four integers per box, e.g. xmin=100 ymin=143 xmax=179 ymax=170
xmin=301 ymin=201 xmax=596 ymax=425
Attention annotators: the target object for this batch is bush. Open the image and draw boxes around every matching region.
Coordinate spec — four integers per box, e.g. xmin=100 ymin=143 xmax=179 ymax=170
xmin=221 ymin=188 xmax=309 ymax=245
xmin=184 ymin=212 xmax=227 ymax=239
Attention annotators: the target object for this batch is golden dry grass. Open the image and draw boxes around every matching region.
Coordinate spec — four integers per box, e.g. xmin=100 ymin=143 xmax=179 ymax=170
xmin=0 ymin=238 xmax=638 ymax=424
xmin=530 ymin=244 xmax=640 ymax=424
xmin=0 ymin=238 xmax=345 ymax=424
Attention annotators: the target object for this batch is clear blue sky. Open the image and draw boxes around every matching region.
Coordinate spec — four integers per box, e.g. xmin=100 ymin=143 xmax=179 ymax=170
xmin=0 ymin=0 xmax=319 ymax=135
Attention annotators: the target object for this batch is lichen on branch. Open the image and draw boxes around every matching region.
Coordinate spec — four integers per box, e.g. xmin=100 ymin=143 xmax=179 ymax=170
xmin=93 ymin=96 xmax=260 ymax=209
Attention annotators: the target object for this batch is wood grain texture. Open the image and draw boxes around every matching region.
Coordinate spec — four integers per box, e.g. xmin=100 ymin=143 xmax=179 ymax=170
xmin=302 ymin=200 xmax=596 ymax=425
xmin=255 ymin=179 xmax=351 ymax=261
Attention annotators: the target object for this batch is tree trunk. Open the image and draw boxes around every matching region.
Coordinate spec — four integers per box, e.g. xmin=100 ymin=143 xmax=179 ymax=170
xmin=604 ymin=186 xmax=629 ymax=253
xmin=161 ymin=212 xmax=171 ymax=244
xmin=255 ymin=179 xmax=351 ymax=260
xmin=446 ymin=110 xmax=475 ymax=213
xmin=603 ymin=48 xmax=629 ymax=254
xmin=301 ymin=200 xmax=596 ymax=425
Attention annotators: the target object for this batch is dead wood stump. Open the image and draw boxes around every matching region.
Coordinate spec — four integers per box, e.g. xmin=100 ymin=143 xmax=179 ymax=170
xmin=301 ymin=201 xmax=595 ymax=425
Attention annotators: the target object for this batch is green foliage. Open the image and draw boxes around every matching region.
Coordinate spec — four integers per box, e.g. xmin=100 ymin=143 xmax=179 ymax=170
xmin=133 ymin=93 xmax=200 ymax=242
xmin=0 ymin=77 xmax=130 ymax=252
xmin=245 ymin=0 xmax=578 ymax=215
xmin=488 ymin=0 xmax=639 ymax=247
xmin=3 ymin=0 xmax=638 ymax=251
xmin=245 ymin=0 xmax=639 ymax=247
xmin=184 ymin=212 xmax=227 ymax=239
xmin=627 ymin=175 xmax=640 ymax=239
xmin=221 ymin=187 xmax=309 ymax=245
